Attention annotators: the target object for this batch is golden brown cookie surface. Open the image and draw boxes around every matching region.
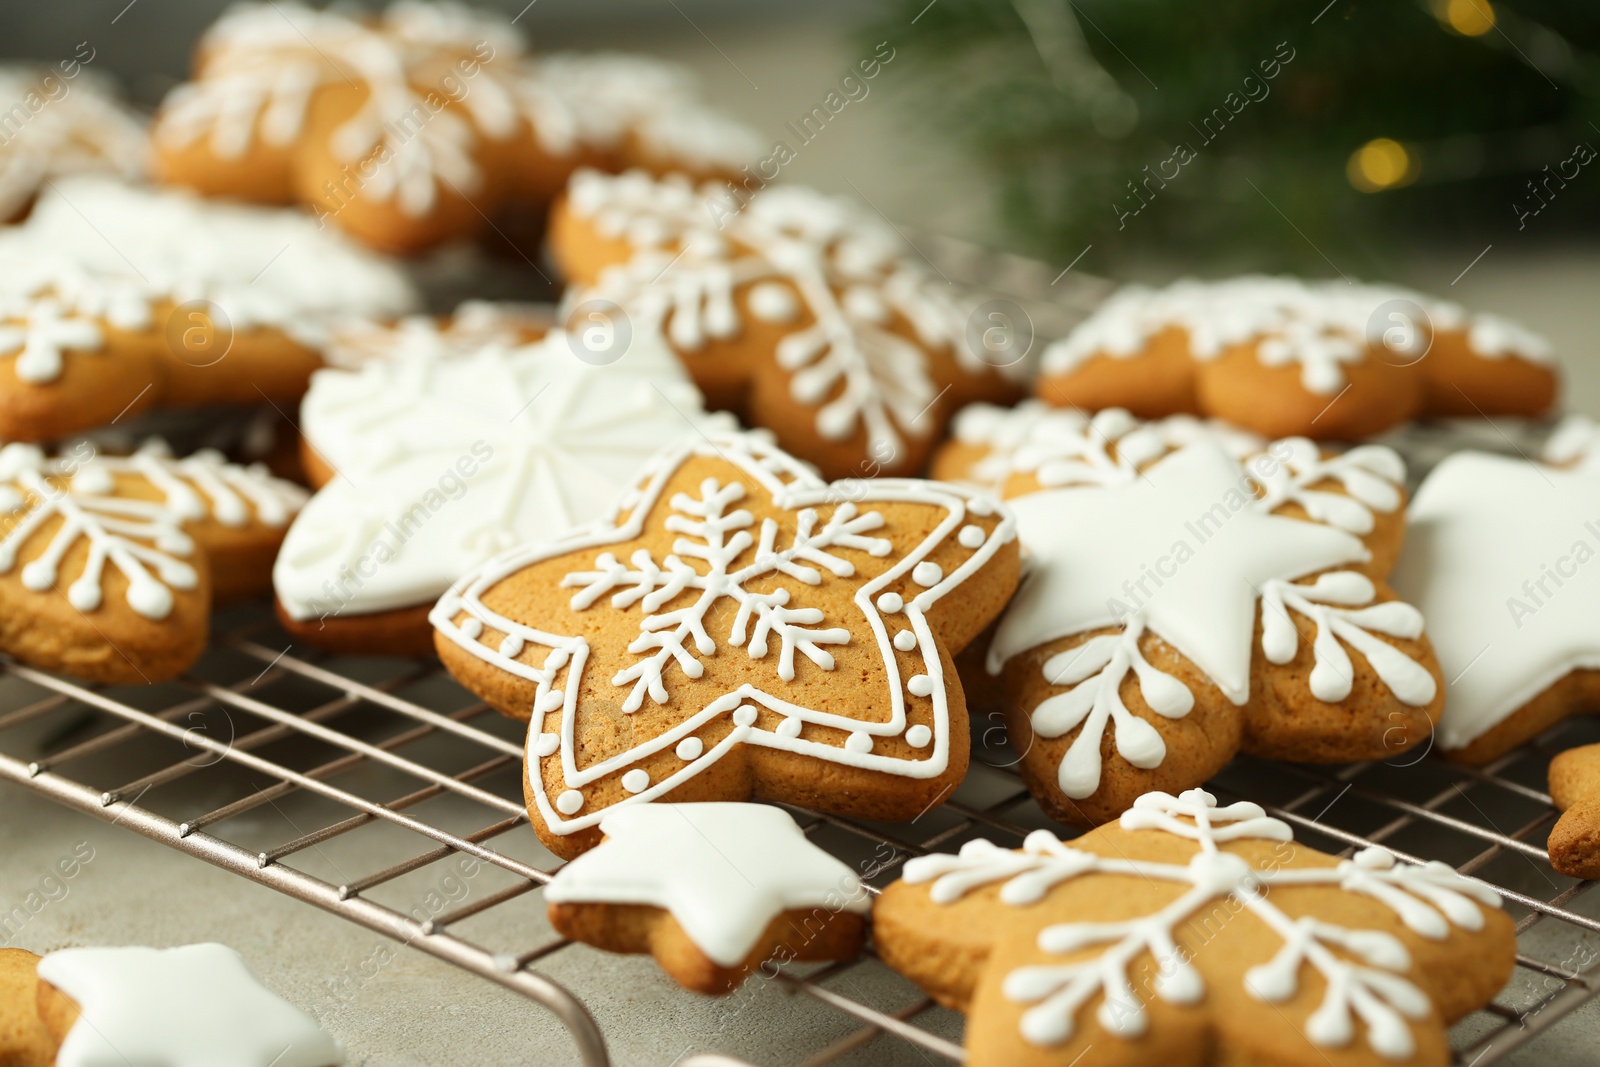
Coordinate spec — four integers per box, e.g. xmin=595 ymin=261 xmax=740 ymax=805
xmin=0 ymin=949 xmax=55 ymax=1067
xmin=1038 ymin=276 xmax=1557 ymax=441
xmin=874 ymin=788 xmax=1517 ymax=1067
xmin=433 ymin=432 xmax=1019 ymax=858
xmin=1549 ymin=743 xmax=1600 ymax=879
xmin=550 ymin=169 xmax=1028 ymax=480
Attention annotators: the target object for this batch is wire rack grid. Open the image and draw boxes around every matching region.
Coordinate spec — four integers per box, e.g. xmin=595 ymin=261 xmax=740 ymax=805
xmin=0 ymin=599 xmax=1597 ymax=1067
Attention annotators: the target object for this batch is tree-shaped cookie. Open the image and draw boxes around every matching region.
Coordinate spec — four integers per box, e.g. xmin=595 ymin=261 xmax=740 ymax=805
xmin=1038 ymin=276 xmax=1557 ymax=440
xmin=545 ymin=803 xmax=869 ymax=993
xmin=875 ymin=789 xmax=1516 ymax=1067
xmin=432 ymin=431 xmax=1020 ymax=857
xmin=0 ymin=439 xmax=306 ymax=683
xmin=1392 ymin=447 xmax=1600 ymax=762
xmin=152 ymin=2 xmax=759 ymax=253
xmin=0 ymin=178 xmax=415 ymax=442
xmin=550 ymin=169 xmax=1028 ymax=479
xmin=274 ymin=310 xmax=730 ymax=655
xmin=935 ymin=404 xmax=1441 ymax=826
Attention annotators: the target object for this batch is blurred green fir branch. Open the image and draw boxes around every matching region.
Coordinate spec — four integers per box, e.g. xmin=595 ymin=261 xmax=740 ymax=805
xmin=863 ymin=0 xmax=1600 ymax=273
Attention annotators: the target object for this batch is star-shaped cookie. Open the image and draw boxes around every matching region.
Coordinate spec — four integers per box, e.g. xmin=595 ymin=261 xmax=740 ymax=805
xmin=35 ymin=944 xmax=341 ymax=1067
xmin=432 ymin=431 xmax=1020 ymax=857
xmin=545 ymin=802 xmax=869 ymax=993
xmin=934 ymin=405 xmax=1441 ymax=826
xmin=1392 ymin=450 xmax=1600 ymax=761
xmin=275 ymin=318 xmax=730 ymax=655
xmin=874 ymin=788 xmax=1516 ymax=1067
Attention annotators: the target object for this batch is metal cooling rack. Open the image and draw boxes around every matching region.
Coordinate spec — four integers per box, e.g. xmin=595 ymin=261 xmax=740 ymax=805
xmin=0 ymin=601 xmax=1597 ymax=1066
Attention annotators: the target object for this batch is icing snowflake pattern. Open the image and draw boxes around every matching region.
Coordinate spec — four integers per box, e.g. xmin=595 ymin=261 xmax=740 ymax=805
xmin=431 ymin=431 xmax=1017 ymax=835
xmin=905 ymin=789 xmax=1501 ymax=1060
xmin=975 ymin=414 xmax=1429 ymax=801
xmin=562 ymin=478 xmax=891 ymax=711
xmin=567 ymin=170 xmax=994 ymax=464
xmin=0 ymin=441 xmax=304 ymax=620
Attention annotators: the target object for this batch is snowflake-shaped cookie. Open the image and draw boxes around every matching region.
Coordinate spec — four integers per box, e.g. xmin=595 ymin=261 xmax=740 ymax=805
xmin=935 ymin=406 xmax=1439 ymax=826
xmin=274 ymin=315 xmax=729 ymax=654
xmin=875 ymin=788 xmax=1515 ymax=1067
xmin=553 ymin=168 xmax=1027 ymax=479
xmin=0 ymin=439 xmax=306 ymax=683
xmin=153 ymin=2 xmax=759 ymax=252
xmin=432 ymin=431 xmax=1019 ymax=857
xmin=1038 ymin=275 xmax=1558 ymax=441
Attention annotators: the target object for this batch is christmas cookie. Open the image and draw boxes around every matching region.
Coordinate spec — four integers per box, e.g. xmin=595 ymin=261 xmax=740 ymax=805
xmin=549 ymin=168 xmax=1028 ymax=480
xmin=153 ymin=3 xmax=759 ymax=254
xmin=0 ymin=63 xmax=147 ymax=222
xmin=432 ymin=431 xmax=1020 ymax=858
xmin=1038 ymin=276 xmax=1558 ymax=441
xmin=0 ymin=950 xmax=53 ymax=1067
xmin=1548 ymin=743 xmax=1600 ymax=880
xmin=0 ymin=439 xmax=305 ymax=683
xmin=1392 ymin=450 xmax=1600 ymax=762
xmin=274 ymin=316 xmax=729 ymax=655
xmin=0 ymin=177 xmax=416 ymax=443
xmin=320 ymin=300 xmax=550 ymax=370
xmin=874 ymin=788 xmax=1516 ymax=1067
xmin=934 ymin=405 xmax=1440 ymax=827
xmin=14 ymin=943 xmax=344 ymax=1066
xmin=545 ymin=802 xmax=869 ymax=993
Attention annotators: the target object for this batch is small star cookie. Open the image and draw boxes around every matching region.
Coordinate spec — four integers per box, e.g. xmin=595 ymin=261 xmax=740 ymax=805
xmin=546 ymin=803 xmax=869 ymax=993
xmin=874 ymin=788 xmax=1516 ymax=1067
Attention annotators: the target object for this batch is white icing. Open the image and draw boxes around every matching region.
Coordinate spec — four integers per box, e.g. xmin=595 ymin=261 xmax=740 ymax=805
xmin=566 ymin=169 xmax=1016 ymax=466
xmin=276 ymin=324 xmax=729 ymax=621
xmin=984 ymin=433 xmax=1430 ymax=800
xmin=37 ymin=943 xmax=343 ymax=1067
xmin=0 ymin=440 xmax=305 ymax=620
xmin=904 ymin=788 xmax=1499 ymax=1058
xmin=546 ymin=803 xmax=869 ymax=967
xmin=322 ymin=301 xmax=548 ymax=370
xmin=157 ymin=1 xmax=523 ymax=219
xmin=1545 ymin=414 xmax=1600 ymax=475
xmin=0 ymin=178 xmax=416 ymax=372
xmin=0 ymin=65 xmax=148 ymax=221
xmin=1392 ymin=451 xmax=1600 ymax=750
xmin=430 ymin=431 xmax=1016 ymax=837
xmin=1041 ymin=275 xmax=1554 ymax=392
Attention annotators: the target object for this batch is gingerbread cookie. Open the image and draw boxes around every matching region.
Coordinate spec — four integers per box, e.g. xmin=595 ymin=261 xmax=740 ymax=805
xmin=1392 ymin=449 xmax=1600 ymax=762
xmin=874 ymin=788 xmax=1516 ymax=1067
xmin=0 ymin=177 xmax=416 ymax=443
xmin=319 ymin=300 xmax=550 ymax=370
xmin=154 ymin=3 xmax=759 ymax=254
xmin=545 ymin=802 xmax=869 ymax=993
xmin=0 ymin=439 xmax=305 ymax=683
xmin=933 ymin=405 xmax=1440 ymax=827
xmin=274 ymin=315 xmax=730 ymax=655
xmin=0 ymin=950 xmax=53 ymax=1067
xmin=432 ymin=431 xmax=1019 ymax=858
xmin=0 ymin=63 xmax=147 ymax=222
xmin=24 ymin=943 xmax=342 ymax=1066
xmin=1547 ymin=743 xmax=1600 ymax=880
xmin=550 ymin=168 xmax=1028 ymax=480
xmin=1038 ymin=276 xmax=1558 ymax=441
